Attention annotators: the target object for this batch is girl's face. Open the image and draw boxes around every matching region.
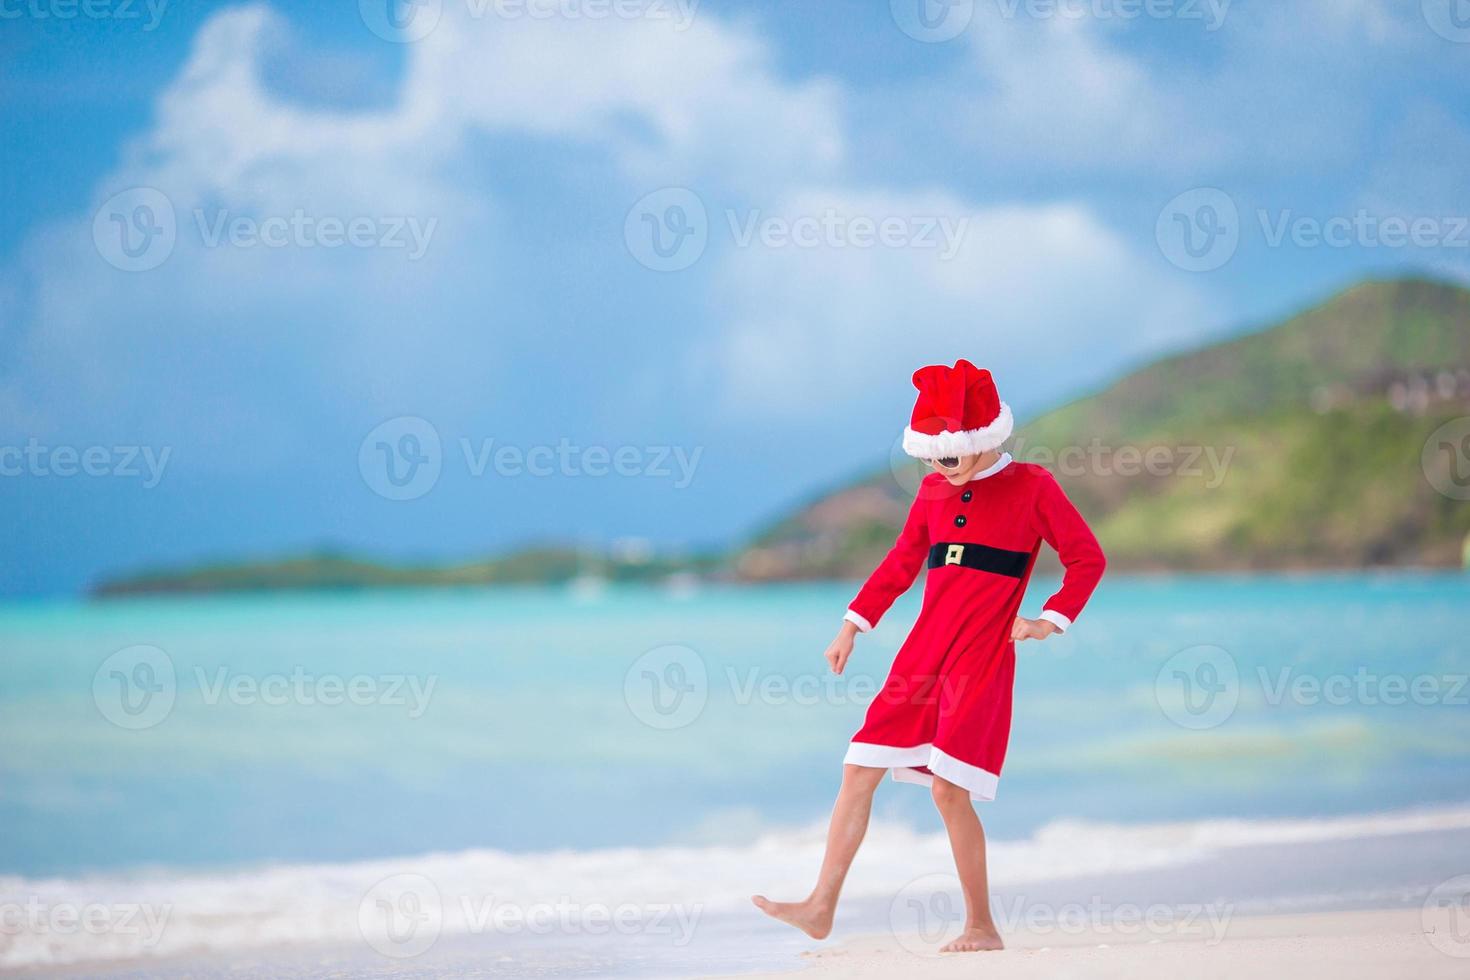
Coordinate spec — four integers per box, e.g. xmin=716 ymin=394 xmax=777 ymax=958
xmin=926 ymin=452 xmax=996 ymax=485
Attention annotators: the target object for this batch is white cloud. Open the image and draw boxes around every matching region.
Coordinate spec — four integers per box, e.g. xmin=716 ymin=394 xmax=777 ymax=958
xmin=961 ymin=15 xmax=1189 ymax=169
xmin=407 ymin=3 xmax=845 ymax=188
xmin=705 ymin=188 xmax=1209 ymax=417
xmin=1 ymin=1 xmax=847 ymax=457
xmin=128 ymin=2 xmax=842 ymax=208
xmin=943 ymin=0 xmax=1456 ymax=178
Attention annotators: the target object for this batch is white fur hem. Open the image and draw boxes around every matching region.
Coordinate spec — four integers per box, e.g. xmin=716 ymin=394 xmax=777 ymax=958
xmin=1038 ymin=609 xmax=1072 ymax=634
xmin=901 ymin=403 xmax=1014 ymax=458
xmin=843 ymin=741 xmax=999 ymax=801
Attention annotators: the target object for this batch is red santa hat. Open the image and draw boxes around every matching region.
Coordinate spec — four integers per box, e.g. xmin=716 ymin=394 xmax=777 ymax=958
xmin=901 ymin=359 xmax=1013 ymax=459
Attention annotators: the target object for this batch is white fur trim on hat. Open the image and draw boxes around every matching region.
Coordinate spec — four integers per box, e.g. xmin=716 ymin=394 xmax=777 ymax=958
xmin=901 ymin=402 xmax=1013 ymax=458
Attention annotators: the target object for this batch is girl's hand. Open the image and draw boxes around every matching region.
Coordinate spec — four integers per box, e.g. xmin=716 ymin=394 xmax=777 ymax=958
xmin=825 ymin=622 xmax=858 ymax=674
xmin=1011 ymin=616 xmax=1058 ymax=643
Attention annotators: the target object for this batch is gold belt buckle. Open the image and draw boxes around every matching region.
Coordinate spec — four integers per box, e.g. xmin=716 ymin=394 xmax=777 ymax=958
xmin=945 ymin=544 xmax=965 ymax=566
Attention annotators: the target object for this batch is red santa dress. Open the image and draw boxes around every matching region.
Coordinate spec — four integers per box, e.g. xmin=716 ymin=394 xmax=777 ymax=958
xmin=841 ymin=362 xmax=1105 ymax=801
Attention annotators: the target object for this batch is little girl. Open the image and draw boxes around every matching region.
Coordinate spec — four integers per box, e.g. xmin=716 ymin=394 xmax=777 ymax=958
xmin=754 ymin=359 xmax=1106 ymax=952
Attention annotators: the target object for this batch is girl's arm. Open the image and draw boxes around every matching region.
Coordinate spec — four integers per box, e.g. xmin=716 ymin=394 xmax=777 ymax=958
xmin=825 ymin=491 xmax=929 ymax=674
xmin=1025 ymin=471 xmax=1106 ymax=635
xmin=845 ymin=490 xmax=932 ymax=634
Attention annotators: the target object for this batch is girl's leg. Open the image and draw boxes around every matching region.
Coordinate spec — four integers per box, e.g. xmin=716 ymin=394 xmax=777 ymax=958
xmin=752 ymin=763 xmax=887 ymax=939
xmin=929 ymin=775 xmax=1004 ymax=952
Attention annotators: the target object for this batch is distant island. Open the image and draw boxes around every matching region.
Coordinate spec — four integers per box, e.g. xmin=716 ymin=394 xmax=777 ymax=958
xmin=92 ymin=277 xmax=1470 ymax=598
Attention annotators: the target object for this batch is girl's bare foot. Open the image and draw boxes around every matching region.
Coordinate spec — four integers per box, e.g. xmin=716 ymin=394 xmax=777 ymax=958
xmin=751 ymin=895 xmax=834 ymax=940
xmin=940 ymin=926 xmax=1004 ymax=952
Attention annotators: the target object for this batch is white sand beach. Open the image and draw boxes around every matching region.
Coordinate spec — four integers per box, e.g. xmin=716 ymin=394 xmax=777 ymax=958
xmin=722 ymin=908 xmax=1468 ymax=980
xmin=8 ymin=819 xmax=1466 ymax=978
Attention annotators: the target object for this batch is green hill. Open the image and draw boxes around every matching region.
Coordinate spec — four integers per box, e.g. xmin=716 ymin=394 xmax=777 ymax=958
xmin=93 ymin=278 xmax=1470 ymax=597
xmin=92 ymin=546 xmax=721 ymax=597
xmin=734 ymin=277 xmax=1470 ymax=577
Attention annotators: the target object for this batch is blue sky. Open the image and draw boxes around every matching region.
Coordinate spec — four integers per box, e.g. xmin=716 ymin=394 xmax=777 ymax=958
xmin=2 ymin=0 xmax=1468 ymax=595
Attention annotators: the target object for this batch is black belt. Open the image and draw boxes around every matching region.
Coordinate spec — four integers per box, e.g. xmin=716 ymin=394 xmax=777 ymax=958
xmin=926 ymin=542 xmax=1030 ymax=578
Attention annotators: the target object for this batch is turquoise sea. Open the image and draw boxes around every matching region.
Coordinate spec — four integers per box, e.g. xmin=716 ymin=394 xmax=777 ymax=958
xmin=1 ymin=573 xmax=1468 ymax=973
